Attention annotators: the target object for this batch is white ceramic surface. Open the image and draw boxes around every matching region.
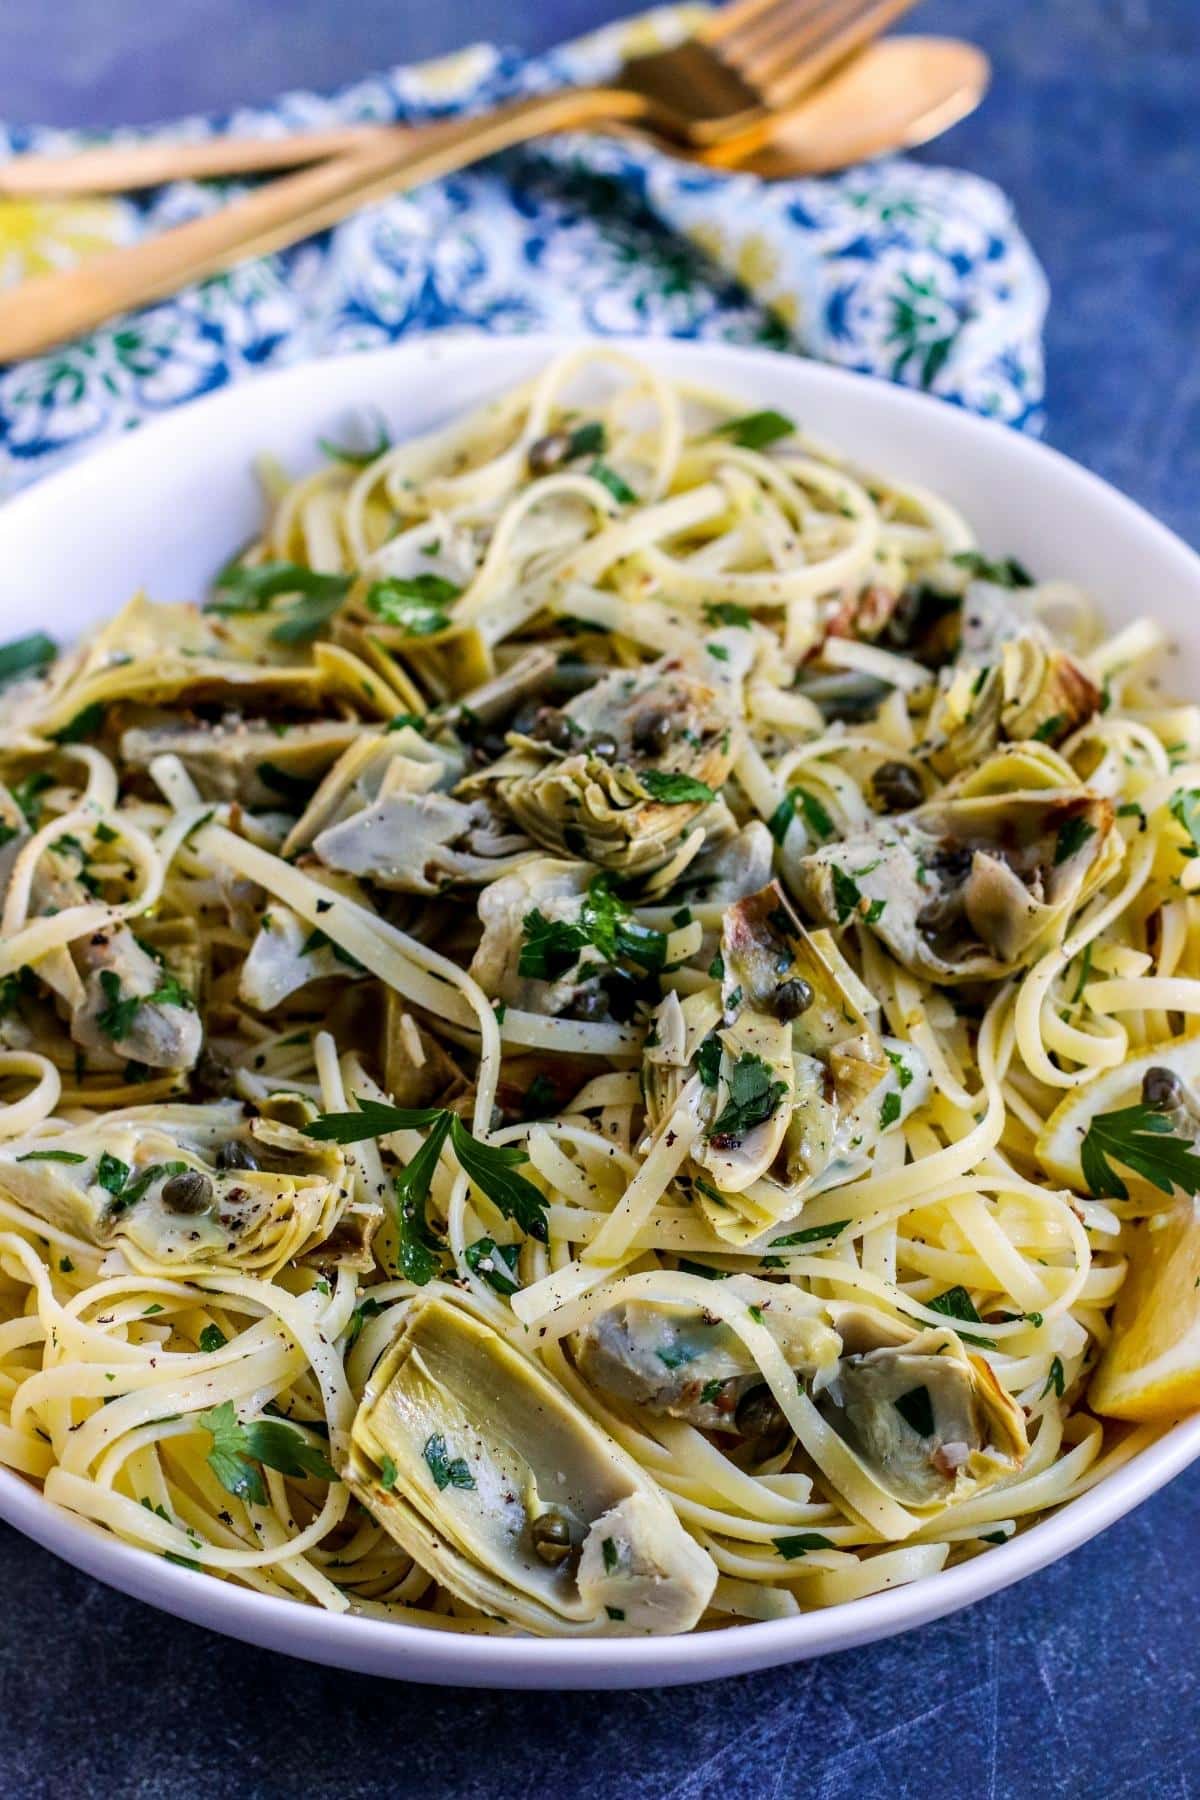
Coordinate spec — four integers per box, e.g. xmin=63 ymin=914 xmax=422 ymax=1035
xmin=1 ymin=333 xmax=1198 ymax=1690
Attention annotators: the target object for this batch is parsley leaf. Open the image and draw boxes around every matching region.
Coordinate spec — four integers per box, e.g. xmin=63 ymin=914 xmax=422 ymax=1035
xmin=16 ymin=1149 xmax=87 ymax=1163
xmin=1080 ymin=1102 xmax=1200 ymax=1200
xmin=449 ymin=1116 xmax=549 ymax=1243
xmin=831 ymin=866 xmax=863 ymax=924
xmin=96 ymin=1151 xmax=131 ymax=1197
xmin=12 ymin=770 xmax=54 ymax=827
xmin=566 ymin=421 xmax=605 ymax=459
xmin=926 ymin=1285 xmax=991 ymax=1348
xmin=695 ymin=1034 xmax=723 ymax=1088
xmin=344 ymin=1297 xmax=388 ymax=1352
xmin=773 ymin=1532 xmax=835 ymax=1559
xmin=96 ymin=970 xmax=143 ymax=1040
xmin=1170 ymin=788 xmax=1200 ymax=857
xmin=588 ymin=460 xmax=637 ymax=505
xmin=209 ymin=559 xmax=347 ymax=611
xmin=0 ymin=631 xmax=56 ymax=690
xmin=423 ymin=1431 xmax=475 ymax=1492
xmin=198 ymin=1324 xmax=227 ymax=1355
xmin=709 ymin=1054 xmax=787 ymax=1140
xmin=393 ymin=1111 xmax=451 ymax=1286
xmin=366 ymin=574 xmax=460 ymax=636
xmin=519 ymin=875 xmax=665 ymax=980
xmin=1054 ymin=814 xmax=1096 ymax=865
xmin=50 ymin=702 xmax=106 ymax=744
xmin=880 ymin=1091 xmax=902 ymax=1129
xmin=1040 ymin=1355 xmax=1066 ymax=1399
xmin=768 ymin=786 xmax=834 ymax=845
xmin=951 ymin=550 xmax=1034 ymax=588
xmin=305 ymin=1098 xmax=448 ymax=1142
xmin=200 ymin=1401 xmax=337 ymax=1506
xmin=769 ymin=1219 xmax=850 ymax=1248
xmin=716 ymin=410 xmax=795 ymax=450
xmin=518 ymin=909 xmax=589 ymax=981
xmin=464 ymin=1236 xmax=522 ymax=1296
xmin=306 ymin=1103 xmax=549 ymax=1243
xmin=640 ymin=769 xmax=717 ymax=805
xmin=702 ymin=601 xmax=752 ymax=628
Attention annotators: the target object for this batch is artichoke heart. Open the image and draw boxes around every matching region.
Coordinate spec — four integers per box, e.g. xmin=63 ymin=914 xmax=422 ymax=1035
xmin=794 ymin=748 xmax=1122 ymax=983
xmin=575 ymin=1275 xmax=840 ymax=1431
xmin=463 ymin=659 xmax=737 ymax=875
xmin=346 ymin=1297 xmax=718 ymax=1636
xmin=818 ymin=1310 xmax=1028 ymax=1509
xmin=644 ymin=883 xmax=928 ymax=1243
xmin=119 ymin=715 xmax=360 ymax=806
xmin=284 ymin=725 xmax=531 ymax=893
xmin=0 ymin=1100 xmax=374 ymax=1276
xmin=925 ymin=626 xmax=1101 ymax=775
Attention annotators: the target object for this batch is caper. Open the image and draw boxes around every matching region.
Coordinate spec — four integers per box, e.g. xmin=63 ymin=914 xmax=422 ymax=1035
xmin=531 ymin=1509 xmax=574 ymax=1565
xmin=217 ymin=1139 xmax=259 ymax=1173
xmin=583 ymin=730 xmax=619 ymax=761
xmin=530 ymin=707 xmax=576 ymax=752
xmin=527 ymin=431 xmax=572 ymax=477
xmin=160 ymin=1169 xmax=214 ymax=1216
xmin=1142 ymin=1065 xmax=1185 ymax=1112
xmin=871 ymin=760 xmax=924 ymax=813
xmin=773 ymin=977 xmax=814 ymax=1021
xmin=632 ymin=709 xmax=673 ymax=757
xmin=734 ymin=1384 xmax=792 ymax=1456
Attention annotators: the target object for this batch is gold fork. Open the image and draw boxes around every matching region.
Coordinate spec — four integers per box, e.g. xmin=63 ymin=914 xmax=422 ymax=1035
xmin=0 ymin=0 xmax=917 ymax=362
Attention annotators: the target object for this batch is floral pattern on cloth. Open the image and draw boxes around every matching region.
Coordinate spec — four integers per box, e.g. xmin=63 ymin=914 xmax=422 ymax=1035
xmin=0 ymin=7 xmax=1048 ymax=497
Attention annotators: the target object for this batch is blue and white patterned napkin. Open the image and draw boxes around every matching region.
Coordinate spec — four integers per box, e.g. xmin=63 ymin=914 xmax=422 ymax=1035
xmin=0 ymin=7 xmax=1048 ymax=497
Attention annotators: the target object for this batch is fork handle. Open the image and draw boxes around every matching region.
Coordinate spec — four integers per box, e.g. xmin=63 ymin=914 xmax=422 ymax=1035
xmin=0 ymin=125 xmax=403 ymax=195
xmin=0 ymin=86 xmax=647 ymax=363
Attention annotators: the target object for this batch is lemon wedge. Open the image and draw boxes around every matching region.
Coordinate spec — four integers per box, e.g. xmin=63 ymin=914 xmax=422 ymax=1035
xmin=1089 ymin=1198 xmax=1200 ymax=1420
xmin=1037 ymin=1032 xmax=1200 ymax=1196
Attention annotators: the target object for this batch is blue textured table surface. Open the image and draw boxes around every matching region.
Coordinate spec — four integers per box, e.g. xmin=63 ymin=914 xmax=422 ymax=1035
xmin=1 ymin=4 xmax=1197 ymax=1795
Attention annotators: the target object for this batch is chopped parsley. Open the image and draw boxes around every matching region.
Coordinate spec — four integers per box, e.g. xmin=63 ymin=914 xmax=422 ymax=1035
xmin=16 ymin=1148 xmax=87 ymax=1163
xmin=1054 ymin=815 xmax=1096 ymax=866
xmin=773 ymin=1532 xmax=835 ymax=1559
xmin=768 ymin=786 xmax=834 ymax=845
xmin=880 ymin=1091 xmax=902 ymax=1129
xmin=1040 ymin=1355 xmax=1066 ymax=1400
xmin=518 ymin=874 xmax=666 ymax=981
xmin=0 ymin=631 xmax=56 ymax=690
xmin=639 ymin=769 xmax=717 ymax=805
xmin=695 ymin=1034 xmax=723 ymax=1089
xmin=198 ymin=1324 xmax=228 ymax=1355
xmin=951 ymin=550 xmax=1034 ymax=588
xmin=702 ymin=601 xmax=752 ymax=628
xmin=423 ymin=1432 xmax=475 ymax=1492
xmin=926 ymin=1285 xmax=991 ymax=1348
xmin=709 ymin=1053 xmax=787 ymax=1140
xmin=365 ymin=573 xmax=461 ymax=636
xmin=588 ymin=460 xmax=637 ymax=505
xmin=715 ymin=409 xmax=795 ymax=451
xmin=464 ymin=1236 xmax=521 ymax=1297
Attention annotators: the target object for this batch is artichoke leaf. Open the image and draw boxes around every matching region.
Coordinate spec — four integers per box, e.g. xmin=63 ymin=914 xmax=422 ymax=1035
xmin=346 ymin=1297 xmax=717 ymax=1635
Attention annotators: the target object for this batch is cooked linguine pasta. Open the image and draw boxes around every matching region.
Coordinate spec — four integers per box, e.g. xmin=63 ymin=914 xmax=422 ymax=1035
xmin=0 ymin=346 xmax=1196 ymax=1638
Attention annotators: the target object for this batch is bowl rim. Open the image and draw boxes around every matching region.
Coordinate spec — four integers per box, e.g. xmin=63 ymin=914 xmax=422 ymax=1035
xmin=1 ymin=330 xmax=1198 ymax=1688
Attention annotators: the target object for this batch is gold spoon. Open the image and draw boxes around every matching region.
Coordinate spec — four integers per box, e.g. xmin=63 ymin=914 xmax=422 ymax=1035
xmin=707 ymin=37 xmax=991 ymax=175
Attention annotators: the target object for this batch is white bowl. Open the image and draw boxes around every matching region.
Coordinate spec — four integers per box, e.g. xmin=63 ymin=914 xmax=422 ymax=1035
xmin=2 ymin=333 xmax=1198 ymax=1689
